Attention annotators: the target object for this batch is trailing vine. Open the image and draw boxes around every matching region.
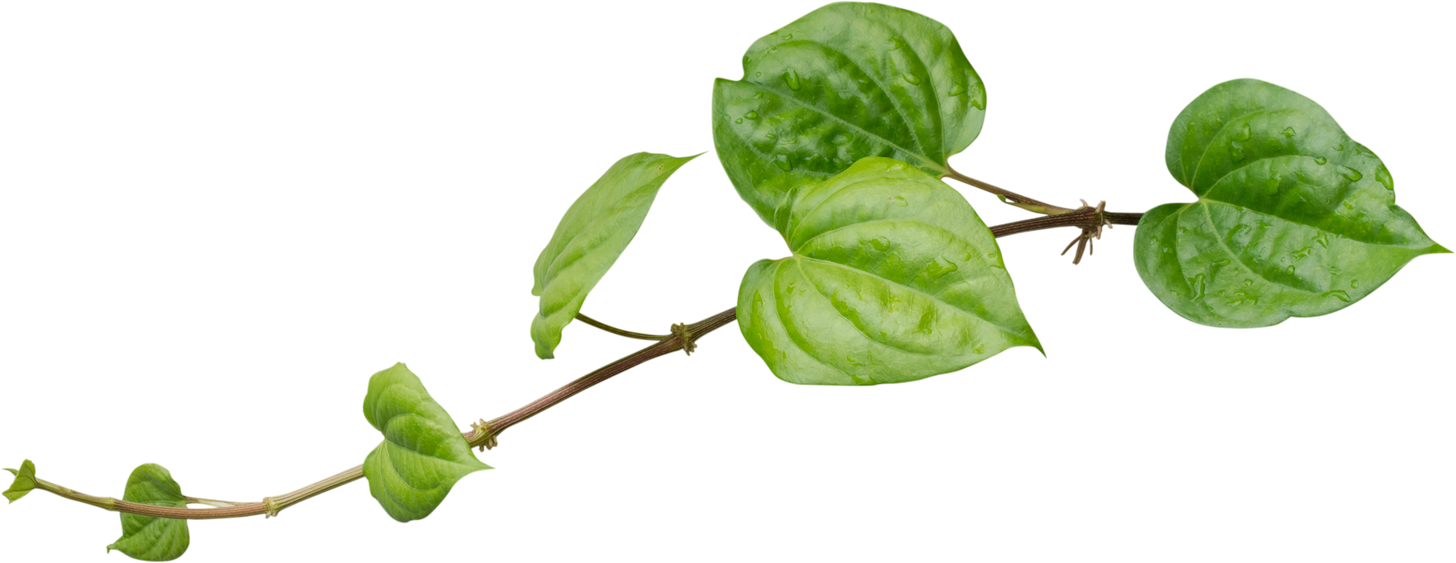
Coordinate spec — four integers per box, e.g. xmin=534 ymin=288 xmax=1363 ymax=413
xmin=3 ymin=2 xmax=1444 ymax=560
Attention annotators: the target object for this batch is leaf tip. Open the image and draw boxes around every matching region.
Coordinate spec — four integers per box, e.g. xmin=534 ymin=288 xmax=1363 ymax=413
xmin=3 ymin=459 xmax=37 ymax=504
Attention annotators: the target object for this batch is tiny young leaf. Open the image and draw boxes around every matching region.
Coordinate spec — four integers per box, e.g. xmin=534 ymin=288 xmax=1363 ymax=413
xmin=362 ymin=363 xmax=490 ymax=523
xmin=106 ymin=464 xmax=189 ymax=562
xmin=3 ymin=460 xmax=37 ymax=503
xmin=531 ymin=152 xmax=699 ymax=359
xmin=737 ymin=157 xmax=1040 ymax=385
xmin=1135 ymin=79 xmax=1447 ymax=327
xmin=713 ymin=2 xmax=986 ymax=225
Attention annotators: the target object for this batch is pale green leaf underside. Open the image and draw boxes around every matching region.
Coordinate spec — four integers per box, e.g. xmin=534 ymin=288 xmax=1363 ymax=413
xmin=107 ymin=463 xmax=189 ymax=562
xmin=1136 ymin=79 xmax=1447 ymax=327
xmin=738 ymin=157 xmax=1040 ymax=385
xmin=362 ymin=363 xmax=490 ymax=523
xmin=531 ymin=152 xmax=698 ymax=359
xmin=3 ymin=459 xmax=36 ymax=503
xmin=713 ymin=1 xmax=985 ymax=226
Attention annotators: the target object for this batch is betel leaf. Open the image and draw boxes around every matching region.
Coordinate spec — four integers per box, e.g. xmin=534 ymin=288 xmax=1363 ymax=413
xmin=737 ymin=157 xmax=1040 ymax=385
xmin=362 ymin=363 xmax=490 ymax=523
xmin=531 ymin=152 xmax=698 ymax=359
xmin=3 ymin=459 xmax=37 ymax=503
xmin=1135 ymin=79 xmax=1447 ymax=327
xmin=107 ymin=464 xmax=189 ymax=561
xmin=713 ymin=2 xmax=985 ymax=225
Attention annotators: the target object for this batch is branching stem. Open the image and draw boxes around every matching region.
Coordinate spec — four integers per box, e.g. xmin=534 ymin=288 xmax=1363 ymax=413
xmin=1 ymin=465 xmax=362 ymax=523
xmin=573 ymin=313 xmax=671 ymax=341
xmin=468 ymin=307 xmax=738 ymax=449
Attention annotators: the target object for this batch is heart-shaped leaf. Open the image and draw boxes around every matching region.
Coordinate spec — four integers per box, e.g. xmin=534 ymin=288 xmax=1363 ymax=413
xmin=106 ymin=464 xmax=189 ymax=561
xmin=362 ymin=363 xmax=490 ymax=523
xmin=737 ymin=157 xmax=1040 ymax=385
xmin=713 ymin=2 xmax=985 ymax=225
xmin=3 ymin=459 xmax=36 ymax=503
xmin=532 ymin=152 xmax=698 ymax=359
xmin=1135 ymin=79 xmax=1447 ymax=327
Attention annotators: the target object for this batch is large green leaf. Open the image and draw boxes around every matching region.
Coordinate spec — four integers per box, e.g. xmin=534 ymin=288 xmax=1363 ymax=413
xmin=107 ymin=464 xmax=189 ymax=561
xmin=3 ymin=459 xmax=36 ymax=503
xmin=1135 ymin=79 xmax=1447 ymax=327
xmin=737 ymin=157 xmax=1040 ymax=385
xmin=713 ymin=2 xmax=985 ymax=225
xmin=532 ymin=152 xmax=698 ymax=359
xmin=362 ymin=363 xmax=490 ymax=523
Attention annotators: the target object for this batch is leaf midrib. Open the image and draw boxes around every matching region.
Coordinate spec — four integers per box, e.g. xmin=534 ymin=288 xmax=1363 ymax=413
xmin=790 ymin=255 xmax=1030 ymax=341
xmin=751 ymin=40 xmax=943 ymax=173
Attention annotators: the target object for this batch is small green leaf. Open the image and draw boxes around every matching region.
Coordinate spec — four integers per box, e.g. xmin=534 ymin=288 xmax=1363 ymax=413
xmin=106 ymin=464 xmax=189 ymax=561
xmin=1135 ymin=79 xmax=1447 ymax=327
xmin=3 ymin=460 xmax=37 ymax=503
xmin=737 ymin=157 xmax=1040 ymax=385
xmin=531 ymin=152 xmax=698 ymax=359
xmin=713 ymin=2 xmax=986 ymax=225
xmin=362 ymin=363 xmax=490 ymax=523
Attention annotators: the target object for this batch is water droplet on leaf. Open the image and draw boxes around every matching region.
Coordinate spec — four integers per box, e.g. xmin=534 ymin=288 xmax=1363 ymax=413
xmin=783 ymin=70 xmax=801 ymax=91
xmin=1375 ymin=163 xmax=1394 ymax=190
xmin=926 ymin=257 xmax=959 ymax=280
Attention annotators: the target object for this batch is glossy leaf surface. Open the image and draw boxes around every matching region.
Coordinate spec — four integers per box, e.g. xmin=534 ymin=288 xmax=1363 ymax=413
xmin=107 ymin=464 xmax=189 ymax=561
xmin=3 ymin=460 xmax=36 ymax=503
xmin=737 ymin=157 xmax=1039 ymax=385
xmin=713 ymin=2 xmax=985 ymax=225
xmin=1136 ymin=79 xmax=1447 ymax=327
xmin=362 ymin=363 xmax=489 ymax=523
xmin=532 ymin=152 xmax=698 ymax=359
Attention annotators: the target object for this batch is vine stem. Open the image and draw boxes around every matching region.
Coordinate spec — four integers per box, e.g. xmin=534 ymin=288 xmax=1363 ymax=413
xmin=465 ymin=306 xmax=739 ymax=448
xmin=0 ymin=187 xmax=1135 ymax=523
xmin=1 ymin=462 xmax=362 ymax=520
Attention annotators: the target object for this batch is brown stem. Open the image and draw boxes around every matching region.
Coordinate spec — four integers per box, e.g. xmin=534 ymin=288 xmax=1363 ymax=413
xmin=990 ymin=208 xmax=1143 ymax=238
xmin=32 ymin=465 xmax=363 ymax=520
xmin=467 ymin=307 xmax=738 ymax=449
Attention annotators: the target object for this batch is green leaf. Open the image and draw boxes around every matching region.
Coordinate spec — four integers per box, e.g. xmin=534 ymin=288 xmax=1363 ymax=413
xmin=362 ymin=363 xmax=490 ymax=523
xmin=3 ymin=460 xmax=36 ymax=503
xmin=106 ymin=464 xmax=189 ymax=561
xmin=713 ymin=2 xmax=986 ymax=225
xmin=531 ymin=152 xmax=698 ymax=359
xmin=737 ymin=157 xmax=1040 ymax=385
xmin=1135 ymin=79 xmax=1447 ymax=327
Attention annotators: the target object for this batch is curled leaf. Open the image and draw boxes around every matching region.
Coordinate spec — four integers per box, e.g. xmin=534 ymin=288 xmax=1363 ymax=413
xmin=737 ymin=157 xmax=1040 ymax=385
xmin=362 ymin=363 xmax=490 ymax=522
xmin=531 ymin=152 xmax=698 ymax=358
xmin=714 ymin=2 xmax=986 ymax=224
xmin=3 ymin=459 xmax=37 ymax=503
xmin=1135 ymin=79 xmax=1447 ymax=327
xmin=107 ymin=464 xmax=189 ymax=561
